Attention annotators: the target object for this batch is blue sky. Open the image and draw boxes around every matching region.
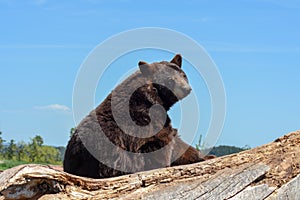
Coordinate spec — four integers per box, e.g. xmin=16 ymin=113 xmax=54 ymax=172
xmin=0 ymin=0 xmax=299 ymax=148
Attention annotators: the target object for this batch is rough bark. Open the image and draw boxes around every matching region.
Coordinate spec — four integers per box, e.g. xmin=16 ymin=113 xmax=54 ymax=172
xmin=0 ymin=130 xmax=300 ymax=200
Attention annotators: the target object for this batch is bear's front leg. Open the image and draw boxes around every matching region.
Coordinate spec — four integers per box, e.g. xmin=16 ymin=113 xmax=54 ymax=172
xmin=171 ymin=135 xmax=206 ymax=166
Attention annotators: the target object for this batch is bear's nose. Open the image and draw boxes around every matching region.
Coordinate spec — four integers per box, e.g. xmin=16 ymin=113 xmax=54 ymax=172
xmin=185 ymin=85 xmax=192 ymax=94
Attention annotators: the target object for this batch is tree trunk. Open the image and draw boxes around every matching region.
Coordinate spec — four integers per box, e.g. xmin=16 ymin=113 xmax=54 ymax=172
xmin=0 ymin=130 xmax=300 ymax=200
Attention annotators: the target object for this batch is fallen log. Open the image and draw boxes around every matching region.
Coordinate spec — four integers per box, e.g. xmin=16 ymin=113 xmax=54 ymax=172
xmin=0 ymin=130 xmax=300 ymax=200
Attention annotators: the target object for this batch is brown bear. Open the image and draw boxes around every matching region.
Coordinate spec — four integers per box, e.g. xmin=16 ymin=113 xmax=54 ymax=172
xmin=63 ymin=54 xmax=207 ymax=178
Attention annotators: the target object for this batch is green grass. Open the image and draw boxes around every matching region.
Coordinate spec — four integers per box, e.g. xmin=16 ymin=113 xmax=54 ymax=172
xmin=0 ymin=160 xmax=29 ymax=170
xmin=0 ymin=159 xmax=63 ymax=171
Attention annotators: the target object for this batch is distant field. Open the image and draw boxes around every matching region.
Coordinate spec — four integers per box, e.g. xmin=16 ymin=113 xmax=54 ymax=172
xmin=0 ymin=160 xmax=29 ymax=170
xmin=0 ymin=160 xmax=62 ymax=171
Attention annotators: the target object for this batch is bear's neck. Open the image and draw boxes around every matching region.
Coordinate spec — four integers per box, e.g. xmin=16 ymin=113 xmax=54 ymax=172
xmin=95 ymin=71 xmax=175 ymax=127
xmin=128 ymin=84 xmax=171 ymax=127
xmin=153 ymin=83 xmax=179 ymax=110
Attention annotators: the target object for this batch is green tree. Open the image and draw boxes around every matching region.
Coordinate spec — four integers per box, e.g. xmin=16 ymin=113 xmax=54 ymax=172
xmin=40 ymin=146 xmax=61 ymax=164
xmin=0 ymin=131 xmax=5 ymax=158
xmin=195 ymin=134 xmax=204 ymax=151
xmin=27 ymin=135 xmax=44 ymax=162
xmin=6 ymin=139 xmax=17 ymax=160
xmin=34 ymin=135 xmax=44 ymax=146
xmin=16 ymin=141 xmax=27 ymax=161
xmin=209 ymin=145 xmax=248 ymax=157
xmin=55 ymin=146 xmax=66 ymax=161
xmin=70 ymin=127 xmax=76 ymax=138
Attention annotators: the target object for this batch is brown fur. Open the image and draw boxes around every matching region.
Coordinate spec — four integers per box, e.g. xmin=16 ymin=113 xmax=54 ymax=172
xmin=64 ymin=55 xmax=210 ymax=178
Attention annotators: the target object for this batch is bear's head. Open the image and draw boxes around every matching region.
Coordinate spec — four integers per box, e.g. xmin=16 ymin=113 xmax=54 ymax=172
xmin=138 ymin=54 xmax=192 ymax=110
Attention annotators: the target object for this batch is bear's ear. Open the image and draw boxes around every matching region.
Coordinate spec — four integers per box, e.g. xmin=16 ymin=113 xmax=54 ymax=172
xmin=170 ymin=54 xmax=182 ymax=68
xmin=139 ymin=61 xmax=153 ymax=77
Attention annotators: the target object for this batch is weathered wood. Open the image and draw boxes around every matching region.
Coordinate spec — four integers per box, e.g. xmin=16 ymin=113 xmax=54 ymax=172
xmin=266 ymin=174 xmax=300 ymax=200
xmin=0 ymin=130 xmax=300 ymax=199
xmin=142 ymin=163 xmax=269 ymax=200
xmin=229 ymin=184 xmax=275 ymax=200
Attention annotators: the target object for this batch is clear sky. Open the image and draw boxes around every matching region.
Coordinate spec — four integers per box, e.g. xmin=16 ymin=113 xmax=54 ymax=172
xmin=0 ymin=0 xmax=299 ymax=148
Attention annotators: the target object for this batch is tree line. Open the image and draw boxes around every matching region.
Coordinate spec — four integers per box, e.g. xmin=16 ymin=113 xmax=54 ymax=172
xmin=0 ymin=129 xmax=250 ymax=166
xmin=0 ymin=131 xmax=62 ymax=165
xmin=195 ymin=134 xmax=251 ymax=157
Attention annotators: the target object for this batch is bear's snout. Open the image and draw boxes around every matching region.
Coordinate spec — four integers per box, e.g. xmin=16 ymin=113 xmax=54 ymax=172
xmin=174 ymin=84 xmax=192 ymax=100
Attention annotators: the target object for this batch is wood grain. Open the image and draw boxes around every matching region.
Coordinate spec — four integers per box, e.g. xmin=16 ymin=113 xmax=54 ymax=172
xmin=0 ymin=130 xmax=300 ymax=199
